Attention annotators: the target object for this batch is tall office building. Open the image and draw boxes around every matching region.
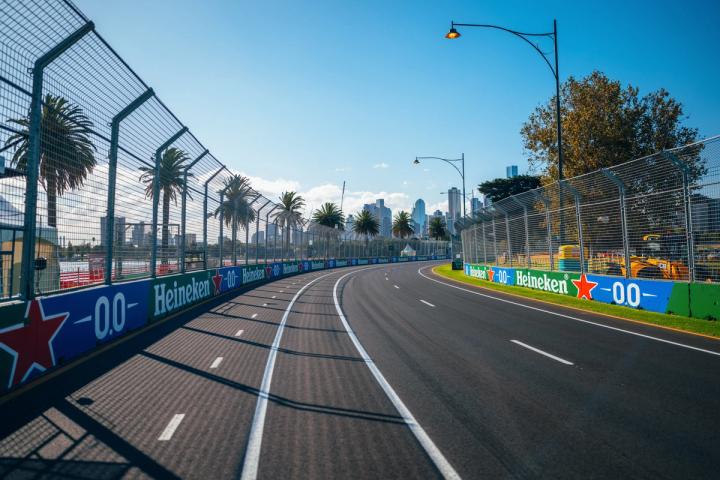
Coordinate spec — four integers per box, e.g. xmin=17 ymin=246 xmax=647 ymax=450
xmin=131 ymin=221 xmax=146 ymax=247
xmin=471 ymin=197 xmax=481 ymax=216
xmin=447 ymin=187 xmax=461 ymax=235
xmin=506 ymin=165 xmax=519 ymax=178
xmin=100 ymin=216 xmax=126 ymax=246
xmin=363 ymin=199 xmax=392 ymax=237
xmin=411 ymin=199 xmax=426 ymax=237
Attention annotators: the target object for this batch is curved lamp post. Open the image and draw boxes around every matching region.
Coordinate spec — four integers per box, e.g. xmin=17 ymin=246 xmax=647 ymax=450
xmin=413 ymin=154 xmax=466 ymax=219
xmin=445 ymin=20 xmax=564 ymax=181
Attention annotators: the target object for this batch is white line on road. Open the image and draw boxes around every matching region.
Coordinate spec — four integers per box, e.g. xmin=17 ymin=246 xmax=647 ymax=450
xmin=418 ymin=266 xmax=720 ymax=358
xmin=280 ymin=291 xmax=284 ymax=293
xmin=271 ymin=295 xmax=277 ymax=299
xmin=235 ymin=329 xmax=244 ymax=337
xmin=158 ymin=414 xmax=185 ymax=441
xmin=333 ymin=270 xmax=461 ymax=480
xmin=262 ymin=303 xmax=268 ymax=307
xmin=210 ymin=357 xmax=224 ymax=369
xmin=420 ymin=299 xmax=435 ymax=307
xmin=510 ymin=340 xmax=574 ymax=365
xmin=394 ymin=285 xmax=400 ymax=289
xmin=241 ymin=271 xmax=336 ymax=480
xmin=251 ymin=313 xmax=258 ymax=319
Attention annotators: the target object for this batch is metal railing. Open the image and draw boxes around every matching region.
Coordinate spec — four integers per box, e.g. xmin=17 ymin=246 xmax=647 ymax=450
xmin=460 ymin=135 xmax=720 ymax=283
xmin=0 ymin=0 xmax=448 ymax=300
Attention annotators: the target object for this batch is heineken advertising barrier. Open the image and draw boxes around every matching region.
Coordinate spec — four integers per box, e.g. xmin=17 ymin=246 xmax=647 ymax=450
xmin=464 ymin=263 xmax=720 ymax=321
xmin=0 ymin=255 xmax=447 ymax=393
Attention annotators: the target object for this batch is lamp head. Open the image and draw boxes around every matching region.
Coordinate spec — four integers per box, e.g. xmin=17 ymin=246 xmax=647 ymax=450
xmin=413 ymin=158 xmax=420 ymax=165
xmin=445 ymin=27 xmax=461 ymax=39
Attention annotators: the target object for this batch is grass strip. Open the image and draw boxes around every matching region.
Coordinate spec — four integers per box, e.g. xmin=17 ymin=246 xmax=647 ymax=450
xmin=432 ymin=263 xmax=720 ymax=339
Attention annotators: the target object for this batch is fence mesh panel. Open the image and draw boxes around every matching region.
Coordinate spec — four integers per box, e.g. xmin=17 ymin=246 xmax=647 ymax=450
xmin=0 ymin=0 xmax=448 ymax=301
xmin=461 ymin=136 xmax=720 ymax=283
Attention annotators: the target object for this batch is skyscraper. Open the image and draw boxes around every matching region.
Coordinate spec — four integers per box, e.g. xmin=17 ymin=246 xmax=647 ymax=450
xmin=471 ymin=197 xmax=481 ymax=216
xmin=411 ymin=199 xmax=426 ymax=237
xmin=447 ymin=187 xmax=461 ymax=235
xmin=506 ymin=165 xmax=519 ymax=178
xmin=363 ymin=199 xmax=392 ymax=237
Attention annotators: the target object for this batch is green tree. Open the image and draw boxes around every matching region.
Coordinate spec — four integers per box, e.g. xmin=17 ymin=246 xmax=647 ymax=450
xmin=392 ymin=211 xmax=414 ymax=239
xmin=428 ymin=216 xmax=447 ymax=241
xmin=522 ymin=71 xmax=702 ymax=251
xmin=139 ymin=147 xmax=193 ymax=263
xmin=312 ymin=202 xmax=344 ymax=258
xmin=275 ymin=191 xmax=305 ymax=258
xmin=6 ymin=94 xmax=97 ymax=228
xmin=478 ymin=175 xmax=541 ymax=203
xmin=521 ymin=71 xmax=698 ymax=179
xmin=352 ymin=209 xmax=379 ymax=255
xmin=213 ymin=174 xmax=256 ymax=260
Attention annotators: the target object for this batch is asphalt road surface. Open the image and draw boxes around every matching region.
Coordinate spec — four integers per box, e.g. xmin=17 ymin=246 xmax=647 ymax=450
xmin=1 ymin=261 xmax=719 ymax=479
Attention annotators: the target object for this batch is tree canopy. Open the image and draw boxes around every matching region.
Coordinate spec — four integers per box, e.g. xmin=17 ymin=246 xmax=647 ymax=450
xmin=521 ymin=71 xmax=698 ymax=180
xmin=478 ymin=175 xmax=541 ymax=203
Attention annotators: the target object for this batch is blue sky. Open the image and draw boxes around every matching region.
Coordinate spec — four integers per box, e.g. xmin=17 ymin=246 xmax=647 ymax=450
xmin=76 ymin=0 xmax=719 ymax=216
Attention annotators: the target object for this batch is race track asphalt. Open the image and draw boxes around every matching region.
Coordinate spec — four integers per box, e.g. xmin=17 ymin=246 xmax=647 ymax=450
xmin=1 ymin=261 xmax=719 ymax=479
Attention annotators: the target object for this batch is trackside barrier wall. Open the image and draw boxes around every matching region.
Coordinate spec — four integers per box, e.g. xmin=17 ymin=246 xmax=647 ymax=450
xmin=0 ymin=255 xmax=448 ymax=394
xmin=463 ymin=263 xmax=720 ymax=320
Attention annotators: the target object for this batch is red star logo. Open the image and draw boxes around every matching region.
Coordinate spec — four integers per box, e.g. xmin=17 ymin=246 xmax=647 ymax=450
xmin=212 ymin=270 xmax=223 ymax=295
xmin=0 ymin=300 xmax=68 ymax=388
xmin=572 ymin=274 xmax=598 ymax=300
xmin=487 ymin=268 xmax=495 ymax=282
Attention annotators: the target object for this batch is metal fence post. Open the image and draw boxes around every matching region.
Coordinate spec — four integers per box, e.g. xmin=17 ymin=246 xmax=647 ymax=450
xmin=602 ymin=169 xmax=631 ymax=278
xmin=218 ymin=191 xmax=224 ymax=266
xmin=246 ymin=194 xmax=262 ymax=265
xmin=264 ymin=206 xmax=278 ymax=265
xmin=491 ymin=213 xmax=499 ymax=266
xmin=665 ymin=152 xmax=696 ymax=282
xmin=254 ymin=200 xmax=271 ymax=264
xmin=481 ymin=219 xmax=488 ymax=264
xmin=534 ymin=191 xmax=553 ymax=271
xmin=561 ymin=180 xmax=585 ymax=274
xmin=105 ymin=88 xmax=154 ymax=284
xmin=203 ymin=166 xmax=225 ymax=270
xmin=21 ymin=21 xmax=95 ymax=299
xmin=511 ymin=198 xmax=531 ymax=269
xmin=150 ymin=126 xmax=188 ymax=278
xmin=179 ymin=149 xmax=208 ymax=273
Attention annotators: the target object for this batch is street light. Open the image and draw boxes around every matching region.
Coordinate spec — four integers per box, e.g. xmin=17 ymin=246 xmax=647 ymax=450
xmin=413 ymin=154 xmax=466 ymax=218
xmin=445 ymin=20 xmax=564 ymax=181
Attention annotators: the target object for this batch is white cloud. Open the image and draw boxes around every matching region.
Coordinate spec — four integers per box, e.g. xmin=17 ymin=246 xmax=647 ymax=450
xmin=372 ymin=162 xmax=389 ymax=169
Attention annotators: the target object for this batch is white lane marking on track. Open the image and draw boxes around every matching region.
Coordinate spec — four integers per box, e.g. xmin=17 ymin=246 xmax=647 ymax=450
xmin=210 ymin=357 xmax=224 ymax=369
xmin=235 ymin=329 xmax=244 ymax=337
xmin=251 ymin=313 xmax=258 ymax=319
xmin=158 ymin=414 xmax=185 ymax=441
xmin=333 ymin=269 xmax=461 ymax=480
xmin=280 ymin=291 xmax=284 ymax=293
xmin=394 ymin=285 xmax=400 ymax=289
xmin=510 ymin=340 xmax=574 ymax=365
xmin=241 ymin=272 xmax=335 ymax=480
xmin=262 ymin=303 xmax=268 ymax=307
xmin=418 ymin=266 xmax=720 ymax=357
xmin=420 ymin=299 xmax=435 ymax=307
xmin=272 ymin=295 xmax=277 ymax=299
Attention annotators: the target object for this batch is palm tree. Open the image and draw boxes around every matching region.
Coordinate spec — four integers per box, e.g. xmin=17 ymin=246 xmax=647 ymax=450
xmin=392 ymin=211 xmax=414 ymax=239
xmin=352 ymin=209 xmax=379 ymax=256
xmin=139 ymin=147 xmax=193 ymax=263
xmin=213 ymin=174 xmax=256 ymax=262
xmin=429 ymin=216 xmax=447 ymax=240
xmin=6 ymin=94 xmax=96 ymax=228
xmin=275 ymin=191 xmax=305 ymax=259
xmin=312 ymin=202 xmax=345 ymax=258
